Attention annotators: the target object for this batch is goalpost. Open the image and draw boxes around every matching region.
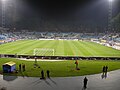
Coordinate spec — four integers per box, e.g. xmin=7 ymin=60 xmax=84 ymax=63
xmin=33 ymin=48 xmax=55 ymax=56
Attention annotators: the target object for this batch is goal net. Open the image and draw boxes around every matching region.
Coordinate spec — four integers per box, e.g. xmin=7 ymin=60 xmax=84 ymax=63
xmin=33 ymin=48 xmax=55 ymax=56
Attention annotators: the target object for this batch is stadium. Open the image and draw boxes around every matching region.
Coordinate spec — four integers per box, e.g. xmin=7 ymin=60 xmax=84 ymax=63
xmin=0 ymin=32 xmax=120 ymax=59
xmin=0 ymin=0 xmax=120 ymax=90
xmin=0 ymin=32 xmax=120 ymax=77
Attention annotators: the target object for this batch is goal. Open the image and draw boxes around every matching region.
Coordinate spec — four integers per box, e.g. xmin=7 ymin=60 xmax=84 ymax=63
xmin=33 ymin=48 xmax=55 ymax=56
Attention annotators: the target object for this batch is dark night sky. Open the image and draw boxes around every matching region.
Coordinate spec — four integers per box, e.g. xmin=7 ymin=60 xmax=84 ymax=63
xmin=0 ymin=0 xmax=120 ymax=32
xmin=25 ymin=0 xmax=120 ymax=17
xmin=25 ymin=0 xmax=99 ymax=20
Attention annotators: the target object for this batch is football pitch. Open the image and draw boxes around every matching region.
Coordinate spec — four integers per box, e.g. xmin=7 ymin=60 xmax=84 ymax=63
xmin=0 ymin=40 xmax=120 ymax=57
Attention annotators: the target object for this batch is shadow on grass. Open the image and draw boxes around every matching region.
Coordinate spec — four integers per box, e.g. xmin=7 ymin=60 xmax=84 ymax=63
xmin=19 ymin=71 xmax=25 ymax=78
xmin=19 ymin=71 xmax=29 ymax=78
xmin=24 ymin=72 xmax=29 ymax=77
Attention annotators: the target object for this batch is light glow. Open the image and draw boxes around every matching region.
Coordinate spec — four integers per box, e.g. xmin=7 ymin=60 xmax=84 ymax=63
xmin=2 ymin=0 xmax=6 ymax=2
xmin=109 ymin=0 xmax=113 ymax=2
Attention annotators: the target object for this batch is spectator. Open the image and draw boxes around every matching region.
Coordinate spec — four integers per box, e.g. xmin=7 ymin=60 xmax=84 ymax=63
xmin=83 ymin=77 xmax=88 ymax=89
xmin=40 ymin=70 xmax=45 ymax=79
xmin=47 ymin=70 xmax=50 ymax=78
xmin=19 ymin=64 xmax=21 ymax=71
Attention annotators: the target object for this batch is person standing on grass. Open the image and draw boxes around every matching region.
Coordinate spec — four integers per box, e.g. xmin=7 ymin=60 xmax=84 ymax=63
xmin=75 ymin=60 xmax=78 ymax=69
xmin=34 ymin=56 xmax=37 ymax=64
xmin=19 ymin=64 xmax=21 ymax=71
xmin=105 ymin=66 xmax=108 ymax=78
xmin=22 ymin=64 xmax=25 ymax=72
xmin=47 ymin=70 xmax=50 ymax=78
xmin=40 ymin=70 xmax=45 ymax=79
xmin=102 ymin=66 xmax=105 ymax=74
xmin=24 ymin=64 xmax=26 ymax=71
xmin=105 ymin=66 xmax=108 ymax=73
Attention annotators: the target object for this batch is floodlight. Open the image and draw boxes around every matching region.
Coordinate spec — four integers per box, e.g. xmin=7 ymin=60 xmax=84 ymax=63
xmin=109 ymin=0 xmax=113 ymax=2
xmin=1 ymin=0 xmax=7 ymax=3
xmin=2 ymin=0 xmax=6 ymax=2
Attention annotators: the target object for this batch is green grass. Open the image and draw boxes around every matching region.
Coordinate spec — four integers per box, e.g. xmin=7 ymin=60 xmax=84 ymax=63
xmin=0 ymin=58 xmax=120 ymax=77
xmin=0 ymin=40 xmax=120 ymax=57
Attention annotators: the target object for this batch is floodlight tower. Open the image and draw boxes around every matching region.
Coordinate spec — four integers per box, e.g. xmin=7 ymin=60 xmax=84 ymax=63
xmin=108 ymin=0 xmax=113 ymax=33
xmin=1 ymin=0 xmax=6 ymax=31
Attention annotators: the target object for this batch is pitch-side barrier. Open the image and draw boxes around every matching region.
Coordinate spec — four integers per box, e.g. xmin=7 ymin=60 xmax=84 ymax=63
xmin=0 ymin=54 xmax=120 ymax=60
